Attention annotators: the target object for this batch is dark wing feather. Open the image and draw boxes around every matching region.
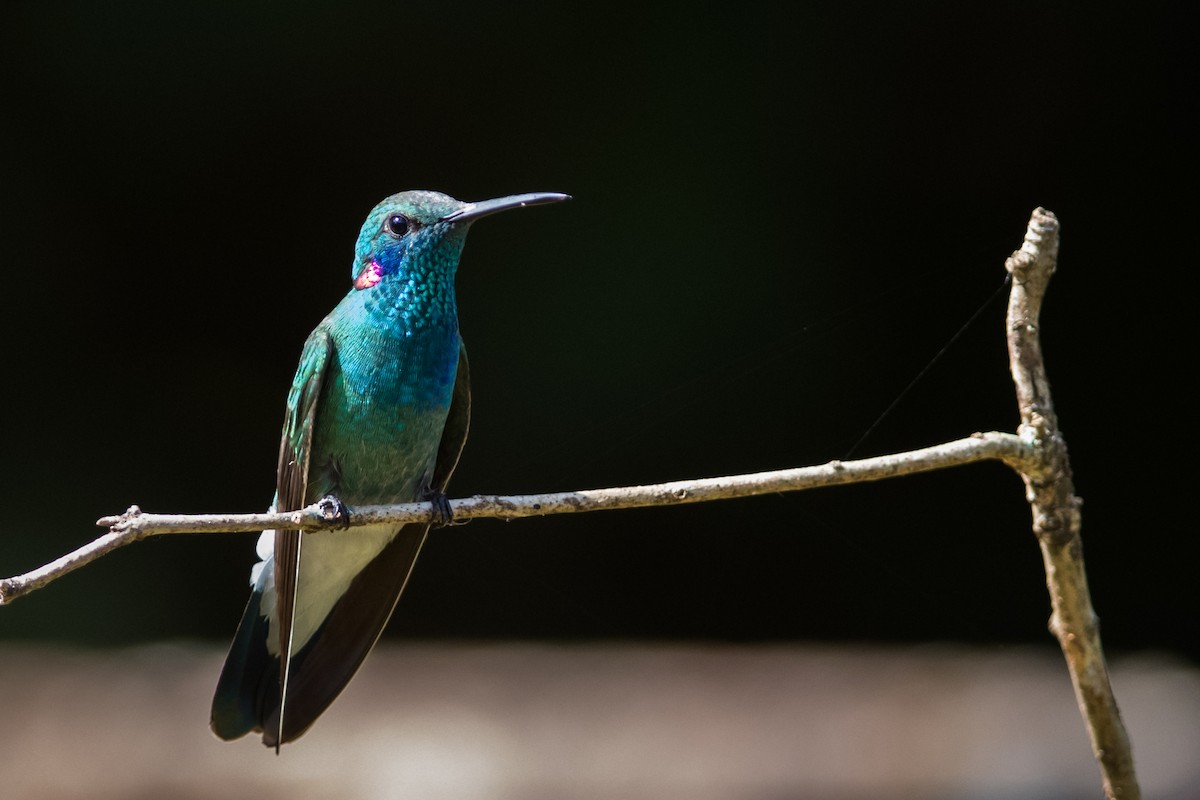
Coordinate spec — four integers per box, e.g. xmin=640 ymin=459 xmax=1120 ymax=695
xmin=273 ymin=327 xmax=333 ymax=750
xmin=211 ymin=327 xmax=333 ymax=744
xmin=262 ymin=340 xmax=471 ymax=746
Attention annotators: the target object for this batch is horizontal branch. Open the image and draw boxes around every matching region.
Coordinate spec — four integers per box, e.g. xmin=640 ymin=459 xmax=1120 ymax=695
xmin=0 ymin=431 xmax=1029 ymax=605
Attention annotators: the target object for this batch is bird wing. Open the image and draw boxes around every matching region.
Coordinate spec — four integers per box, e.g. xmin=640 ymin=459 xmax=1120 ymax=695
xmin=273 ymin=326 xmax=334 ymax=750
xmin=263 ymin=339 xmax=471 ymax=746
xmin=432 ymin=338 xmax=472 ymax=490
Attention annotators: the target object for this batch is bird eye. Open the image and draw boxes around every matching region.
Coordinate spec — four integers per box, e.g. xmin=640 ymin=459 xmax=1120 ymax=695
xmin=384 ymin=214 xmax=410 ymax=238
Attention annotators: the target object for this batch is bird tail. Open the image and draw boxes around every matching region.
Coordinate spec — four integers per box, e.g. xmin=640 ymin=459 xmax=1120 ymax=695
xmin=210 ymin=523 xmax=429 ymax=747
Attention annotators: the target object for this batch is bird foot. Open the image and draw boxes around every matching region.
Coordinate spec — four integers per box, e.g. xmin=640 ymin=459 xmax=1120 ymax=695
xmin=317 ymin=495 xmax=353 ymax=530
xmin=421 ymin=488 xmax=454 ymax=528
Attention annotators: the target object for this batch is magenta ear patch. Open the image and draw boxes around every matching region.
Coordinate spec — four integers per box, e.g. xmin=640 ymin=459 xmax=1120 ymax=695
xmin=354 ymin=259 xmax=384 ymax=290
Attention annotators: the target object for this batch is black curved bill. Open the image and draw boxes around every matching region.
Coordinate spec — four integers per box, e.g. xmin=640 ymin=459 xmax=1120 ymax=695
xmin=440 ymin=192 xmax=571 ymax=224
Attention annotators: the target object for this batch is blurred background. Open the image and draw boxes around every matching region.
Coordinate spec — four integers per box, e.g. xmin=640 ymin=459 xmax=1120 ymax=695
xmin=2 ymin=2 xmax=1194 ymax=798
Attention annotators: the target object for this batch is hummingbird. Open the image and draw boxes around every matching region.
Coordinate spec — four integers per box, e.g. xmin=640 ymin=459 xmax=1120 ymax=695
xmin=210 ymin=189 xmax=569 ymax=749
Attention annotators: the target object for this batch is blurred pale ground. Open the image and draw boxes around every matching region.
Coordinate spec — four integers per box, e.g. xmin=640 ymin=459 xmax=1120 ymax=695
xmin=1 ymin=642 xmax=1196 ymax=800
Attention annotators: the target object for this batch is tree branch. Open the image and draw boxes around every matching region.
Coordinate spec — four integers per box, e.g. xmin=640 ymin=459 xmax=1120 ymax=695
xmin=0 ymin=208 xmax=1141 ymax=800
xmin=1003 ymin=208 xmax=1138 ymax=800
xmin=1 ymin=432 xmax=1028 ymax=605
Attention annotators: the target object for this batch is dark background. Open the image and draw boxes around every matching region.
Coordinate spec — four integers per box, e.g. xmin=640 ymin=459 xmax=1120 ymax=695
xmin=2 ymin=3 xmax=1193 ymax=659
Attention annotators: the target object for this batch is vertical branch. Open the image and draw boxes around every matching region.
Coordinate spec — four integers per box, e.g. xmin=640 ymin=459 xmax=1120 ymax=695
xmin=1005 ymin=208 xmax=1139 ymax=800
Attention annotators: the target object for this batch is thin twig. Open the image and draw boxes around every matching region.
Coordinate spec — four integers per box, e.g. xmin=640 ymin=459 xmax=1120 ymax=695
xmin=0 ymin=432 xmax=1028 ymax=605
xmin=1004 ymin=208 xmax=1138 ymax=800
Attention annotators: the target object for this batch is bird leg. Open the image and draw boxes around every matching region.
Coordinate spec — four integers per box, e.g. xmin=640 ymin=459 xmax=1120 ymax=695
xmin=420 ymin=485 xmax=454 ymax=528
xmin=316 ymin=494 xmax=353 ymax=530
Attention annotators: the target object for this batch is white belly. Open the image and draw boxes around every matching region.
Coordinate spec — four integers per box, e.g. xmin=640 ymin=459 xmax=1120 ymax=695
xmin=251 ymin=523 xmax=398 ymax=655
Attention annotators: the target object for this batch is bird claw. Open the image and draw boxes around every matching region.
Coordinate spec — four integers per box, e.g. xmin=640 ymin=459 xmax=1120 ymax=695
xmin=317 ymin=495 xmax=353 ymax=530
xmin=421 ymin=488 xmax=454 ymax=528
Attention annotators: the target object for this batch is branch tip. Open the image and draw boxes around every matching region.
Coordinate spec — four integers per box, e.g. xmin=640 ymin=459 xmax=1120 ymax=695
xmin=96 ymin=505 xmax=143 ymax=530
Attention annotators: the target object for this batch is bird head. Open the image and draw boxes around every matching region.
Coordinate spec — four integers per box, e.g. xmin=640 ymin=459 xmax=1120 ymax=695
xmin=351 ymin=190 xmax=570 ymax=290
